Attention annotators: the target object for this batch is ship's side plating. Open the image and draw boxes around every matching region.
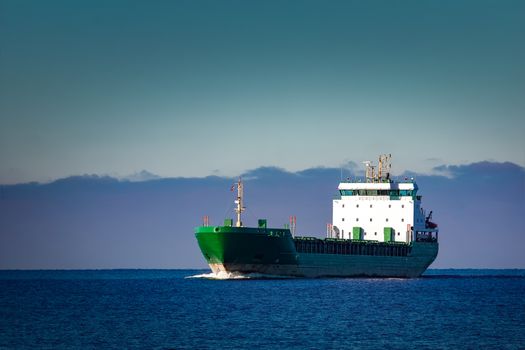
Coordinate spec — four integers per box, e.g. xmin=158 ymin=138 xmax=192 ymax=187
xmin=195 ymin=226 xmax=438 ymax=278
xmin=294 ymin=239 xmax=437 ymax=278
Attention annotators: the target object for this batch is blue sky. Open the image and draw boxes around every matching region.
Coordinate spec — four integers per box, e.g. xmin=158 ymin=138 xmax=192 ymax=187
xmin=1 ymin=0 xmax=524 ymax=184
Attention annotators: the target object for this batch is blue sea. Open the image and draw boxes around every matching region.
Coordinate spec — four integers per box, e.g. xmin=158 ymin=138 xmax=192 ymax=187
xmin=1 ymin=269 xmax=524 ymax=349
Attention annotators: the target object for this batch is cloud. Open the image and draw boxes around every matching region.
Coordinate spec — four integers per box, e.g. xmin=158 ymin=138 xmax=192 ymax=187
xmin=121 ymin=170 xmax=161 ymax=182
xmin=240 ymin=166 xmax=292 ymax=180
xmin=434 ymin=161 xmax=524 ymax=179
xmin=1 ymin=161 xmax=523 ymax=269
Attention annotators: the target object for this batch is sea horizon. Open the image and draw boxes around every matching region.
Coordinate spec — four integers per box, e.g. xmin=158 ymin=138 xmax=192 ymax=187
xmin=1 ymin=268 xmax=524 ymax=279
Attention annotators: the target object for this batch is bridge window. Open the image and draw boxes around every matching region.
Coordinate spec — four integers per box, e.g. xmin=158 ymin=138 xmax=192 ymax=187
xmin=339 ymin=190 xmax=355 ymax=196
xmin=340 ymin=189 xmax=416 ymax=197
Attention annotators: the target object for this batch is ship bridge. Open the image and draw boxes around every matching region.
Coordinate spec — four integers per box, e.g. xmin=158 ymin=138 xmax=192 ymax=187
xmin=338 ymin=181 xmax=419 ymax=198
xmin=330 ymin=155 xmax=437 ymax=244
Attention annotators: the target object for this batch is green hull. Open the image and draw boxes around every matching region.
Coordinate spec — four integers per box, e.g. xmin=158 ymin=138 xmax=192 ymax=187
xmin=195 ymin=226 xmax=438 ymax=278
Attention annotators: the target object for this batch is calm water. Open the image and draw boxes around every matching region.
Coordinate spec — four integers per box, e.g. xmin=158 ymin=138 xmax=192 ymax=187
xmin=1 ymin=269 xmax=524 ymax=349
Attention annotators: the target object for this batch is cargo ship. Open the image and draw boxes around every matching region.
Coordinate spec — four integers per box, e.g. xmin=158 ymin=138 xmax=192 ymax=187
xmin=195 ymin=155 xmax=438 ymax=278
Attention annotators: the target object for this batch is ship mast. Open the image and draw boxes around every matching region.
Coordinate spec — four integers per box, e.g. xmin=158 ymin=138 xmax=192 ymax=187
xmin=234 ymin=177 xmax=245 ymax=227
xmin=378 ymin=154 xmax=392 ymax=182
xmin=364 ymin=154 xmax=392 ymax=183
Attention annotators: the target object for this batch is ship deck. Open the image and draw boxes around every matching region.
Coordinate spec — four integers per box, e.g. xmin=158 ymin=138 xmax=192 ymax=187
xmin=294 ymin=236 xmax=436 ymax=257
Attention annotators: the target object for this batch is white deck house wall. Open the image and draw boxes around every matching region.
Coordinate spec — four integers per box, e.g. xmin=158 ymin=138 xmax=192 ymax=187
xmin=332 ymin=182 xmax=427 ymax=243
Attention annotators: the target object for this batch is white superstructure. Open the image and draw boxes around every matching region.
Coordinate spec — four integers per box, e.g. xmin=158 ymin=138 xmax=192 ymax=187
xmin=331 ymin=155 xmax=435 ymax=243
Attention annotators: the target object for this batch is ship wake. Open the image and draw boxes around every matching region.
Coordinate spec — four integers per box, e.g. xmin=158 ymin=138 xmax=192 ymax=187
xmin=186 ymin=271 xmax=296 ymax=280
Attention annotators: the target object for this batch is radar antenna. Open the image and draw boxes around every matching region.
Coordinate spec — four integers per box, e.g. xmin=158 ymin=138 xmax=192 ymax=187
xmin=378 ymin=154 xmax=392 ymax=182
xmin=363 ymin=161 xmax=375 ymax=183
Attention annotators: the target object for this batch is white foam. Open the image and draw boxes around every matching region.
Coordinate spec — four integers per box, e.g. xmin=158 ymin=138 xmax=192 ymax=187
xmin=185 ymin=271 xmax=296 ymax=280
xmin=186 ymin=271 xmax=249 ymax=280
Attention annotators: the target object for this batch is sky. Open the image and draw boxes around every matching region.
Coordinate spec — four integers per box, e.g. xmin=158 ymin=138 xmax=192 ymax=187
xmin=1 ymin=0 xmax=524 ymax=184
